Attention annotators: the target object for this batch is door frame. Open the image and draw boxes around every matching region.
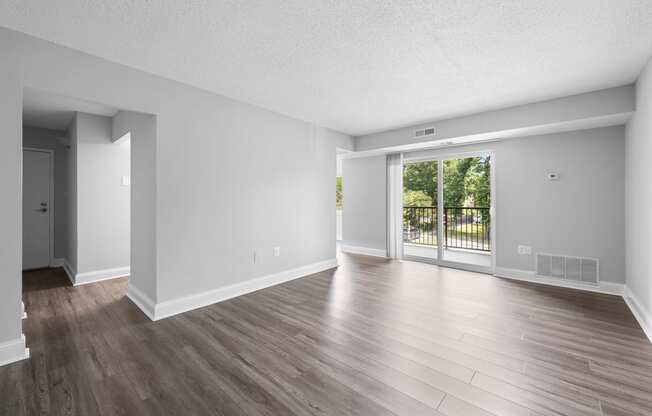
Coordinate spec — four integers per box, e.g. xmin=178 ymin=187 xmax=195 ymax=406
xmin=402 ymin=149 xmax=496 ymax=275
xmin=23 ymin=147 xmax=55 ymax=269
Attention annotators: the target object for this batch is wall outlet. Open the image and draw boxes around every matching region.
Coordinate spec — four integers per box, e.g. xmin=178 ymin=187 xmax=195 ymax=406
xmin=273 ymin=246 xmax=281 ymax=257
xmin=518 ymin=245 xmax=532 ymax=255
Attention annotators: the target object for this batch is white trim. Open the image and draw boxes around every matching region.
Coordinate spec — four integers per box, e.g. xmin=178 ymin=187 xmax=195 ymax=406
xmin=340 ymin=244 xmax=388 ymax=258
xmin=127 ymin=284 xmax=156 ymax=321
xmin=23 ymin=147 xmax=55 ymax=270
xmin=0 ymin=335 xmax=30 ymax=367
xmin=623 ymin=286 xmax=652 ymax=343
xmin=50 ymin=258 xmax=64 ymax=267
xmin=21 ymin=301 xmax=26 ymax=319
xmin=63 ymin=259 xmax=76 ymax=285
xmin=438 ymin=259 xmax=493 ymax=275
xmin=62 ymin=260 xmax=129 ymax=286
xmin=494 ymin=267 xmax=624 ymax=296
xmin=149 ymin=258 xmax=338 ymax=321
xmin=73 ymin=266 xmax=130 ymax=286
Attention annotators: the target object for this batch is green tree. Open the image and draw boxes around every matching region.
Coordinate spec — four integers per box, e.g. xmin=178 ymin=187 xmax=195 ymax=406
xmin=336 ymin=176 xmax=343 ymax=210
xmin=403 ymin=161 xmax=437 ymax=203
xmin=464 ymin=156 xmax=490 ymax=207
xmin=403 ymin=156 xmax=490 ymax=208
xmin=403 ymin=190 xmax=432 ymax=207
xmin=443 ymin=158 xmax=473 ymax=207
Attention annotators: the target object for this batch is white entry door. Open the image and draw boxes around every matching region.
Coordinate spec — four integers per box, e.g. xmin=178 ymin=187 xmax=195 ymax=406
xmin=23 ymin=149 xmax=52 ymax=270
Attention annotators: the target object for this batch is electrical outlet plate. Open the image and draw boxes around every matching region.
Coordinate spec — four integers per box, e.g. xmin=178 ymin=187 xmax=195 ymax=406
xmin=273 ymin=247 xmax=281 ymax=257
xmin=518 ymin=245 xmax=532 ymax=255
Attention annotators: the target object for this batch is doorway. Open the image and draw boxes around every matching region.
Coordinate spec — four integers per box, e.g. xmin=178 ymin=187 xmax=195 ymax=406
xmin=402 ymin=152 xmax=494 ymax=273
xmin=22 ymin=148 xmax=54 ymax=270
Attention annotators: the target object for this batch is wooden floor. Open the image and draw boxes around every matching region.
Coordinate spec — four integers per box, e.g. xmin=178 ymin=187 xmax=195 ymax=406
xmin=4 ymin=253 xmax=652 ymax=415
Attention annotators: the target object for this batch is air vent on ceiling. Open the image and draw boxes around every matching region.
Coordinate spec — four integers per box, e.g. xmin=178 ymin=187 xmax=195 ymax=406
xmin=414 ymin=127 xmax=435 ymax=138
xmin=535 ymin=253 xmax=599 ymax=285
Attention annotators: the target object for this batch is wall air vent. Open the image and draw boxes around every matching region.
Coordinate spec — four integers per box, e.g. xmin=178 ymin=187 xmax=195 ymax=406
xmin=414 ymin=127 xmax=435 ymax=138
xmin=535 ymin=253 xmax=599 ymax=285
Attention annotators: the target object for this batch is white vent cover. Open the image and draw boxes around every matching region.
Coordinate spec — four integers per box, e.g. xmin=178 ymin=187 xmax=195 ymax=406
xmin=535 ymin=253 xmax=599 ymax=285
xmin=414 ymin=127 xmax=435 ymax=138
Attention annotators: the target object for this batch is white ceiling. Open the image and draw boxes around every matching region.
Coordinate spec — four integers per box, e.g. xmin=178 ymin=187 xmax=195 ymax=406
xmin=23 ymin=88 xmax=119 ymax=131
xmin=4 ymin=1 xmax=652 ymax=136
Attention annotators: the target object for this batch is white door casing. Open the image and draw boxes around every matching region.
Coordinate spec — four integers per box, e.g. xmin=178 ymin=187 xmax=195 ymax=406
xmin=22 ymin=148 xmax=54 ymax=270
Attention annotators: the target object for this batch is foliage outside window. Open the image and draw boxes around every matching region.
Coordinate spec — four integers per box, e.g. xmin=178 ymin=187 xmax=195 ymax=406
xmin=336 ymin=176 xmax=343 ymax=211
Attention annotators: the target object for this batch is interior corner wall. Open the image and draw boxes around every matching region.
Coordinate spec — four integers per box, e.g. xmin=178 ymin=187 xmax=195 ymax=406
xmin=74 ymin=112 xmax=130 ymax=275
xmin=626 ymin=56 xmax=652 ymax=318
xmin=112 ymin=111 xmax=157 ymax=303
xmin=22 ymin=126 xmax=69 ymax=260
xmin=341 ymin=155 xmax=387 ymax=252
xmin=65 ymin=116 xmax=78 ymax=273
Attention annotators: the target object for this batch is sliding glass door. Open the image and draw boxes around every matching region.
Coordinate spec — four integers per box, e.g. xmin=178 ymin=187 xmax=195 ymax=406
xmin=402 ymin=160 xmax=439 ymax=261
xmin=402 ymin=152 xmax=494 ymax=273
xmin=440 ymin=155 xmax=492 ymax=269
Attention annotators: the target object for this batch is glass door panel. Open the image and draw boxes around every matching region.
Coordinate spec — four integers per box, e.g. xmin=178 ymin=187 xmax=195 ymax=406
xmin=402 ymin=160 xmax=438 ymax=261
xmin=441 ymin=156 xmax=492 ymax=268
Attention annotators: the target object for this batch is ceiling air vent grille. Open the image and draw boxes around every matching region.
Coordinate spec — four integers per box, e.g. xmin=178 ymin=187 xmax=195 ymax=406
xmin=414 ymin=127 xmax=435 ymax=138
xmin=535 ymin=253 xmax=599 ymax=285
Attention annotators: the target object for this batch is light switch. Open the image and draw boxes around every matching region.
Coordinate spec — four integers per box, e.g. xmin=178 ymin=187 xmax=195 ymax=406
xmin=122 ymin=176 xmax=131 ymax=186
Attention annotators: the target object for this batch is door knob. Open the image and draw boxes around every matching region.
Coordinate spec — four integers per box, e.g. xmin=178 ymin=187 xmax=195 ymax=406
xmin=37 ymin=208 xmax=47 ymax=213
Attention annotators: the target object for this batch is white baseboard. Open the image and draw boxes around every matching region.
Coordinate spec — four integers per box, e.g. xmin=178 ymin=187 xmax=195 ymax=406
xmin=63 ymin=260 xmax=76 ymax=285
xmin=623 ymin=286 xmax=652 ymax=343
xmin=493 ymin=267 xmax=624 ymax=296
xmin=127 ymin=284 xmax=156 ymax=321
xmin=74 ymin=266 xmax=130 ymax=286
xmin=0 ymin=335 xmax=29 ymax=367
xmin=63 ymin=260 xmax=130 ymax=286
xmin=144 ymin=258 xmax=338 ymax=321
xmin=494 ymin=267 xmax=652 ymax=343
xmin=50 ymin=258 xmax=64 ymax=267
xmin=340 ymin=244 xmax=388 ymax=258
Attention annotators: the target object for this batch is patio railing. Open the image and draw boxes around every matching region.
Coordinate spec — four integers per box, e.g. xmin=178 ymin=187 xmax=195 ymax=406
xmin=403 ymin=206 xmax=491 ymax=252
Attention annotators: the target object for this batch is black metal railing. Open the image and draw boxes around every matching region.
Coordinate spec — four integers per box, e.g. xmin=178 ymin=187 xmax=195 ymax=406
xmin=403 ymin=206 xmax=491 ymax=252
xmin=403 ymin=206 xmax=438 ymax=246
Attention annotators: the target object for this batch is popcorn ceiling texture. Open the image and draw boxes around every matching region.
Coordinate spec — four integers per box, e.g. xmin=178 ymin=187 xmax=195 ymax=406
xmin=2 ymin=0 xmax=652 ymax=135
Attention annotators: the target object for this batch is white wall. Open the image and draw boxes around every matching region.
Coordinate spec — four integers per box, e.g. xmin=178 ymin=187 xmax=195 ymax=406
xmin=112 ymin=111 xmax=157 ymax=303
xmin=65 ymin=117 xmax=78 ymax=273
xmin=342 ymin=155 xmax=387 ymax=252
xmin=0 ymin=66 xmax=22 ymax=348
xmin=74 ymin=112 xmax=130 ymax=275
xmin=22 ymin=126 xmax=68 ymax=260
xmin=343 ymin=127 xmax=626 ymax=283
xmin=626 ymin=56 xmax=652 ymax=322
xmin=0 ymin=27 xmax=352 ymax=349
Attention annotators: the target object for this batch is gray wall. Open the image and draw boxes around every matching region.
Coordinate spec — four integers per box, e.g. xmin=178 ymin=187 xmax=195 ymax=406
xmin=343 ymin=126 xmax=626 ymax=283
xmin=342 ymin=155 xmax=387 ymax=251
xmin=112 ymin=111 xmax=158 ymax=302
xmin=0 ymin=67 xmax=22 ymax=344
xmin=0 ymin=27 xmax=352 ymax=344
xmin=75 ymin=112 xmax=130 ymax=274
xmin=355 ymin=86 xmax=634 ymax=152
xmin=65 ymin=117 xmax=78 ymax=272
xmin=22 ymin=126 xmax=68 ymax=260
xmin=626 ymin=57 xmax=652 ymax=316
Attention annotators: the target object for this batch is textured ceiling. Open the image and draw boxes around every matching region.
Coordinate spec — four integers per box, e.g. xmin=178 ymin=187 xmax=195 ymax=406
xmin=2 ymin=1 xmax=652 ymax=136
